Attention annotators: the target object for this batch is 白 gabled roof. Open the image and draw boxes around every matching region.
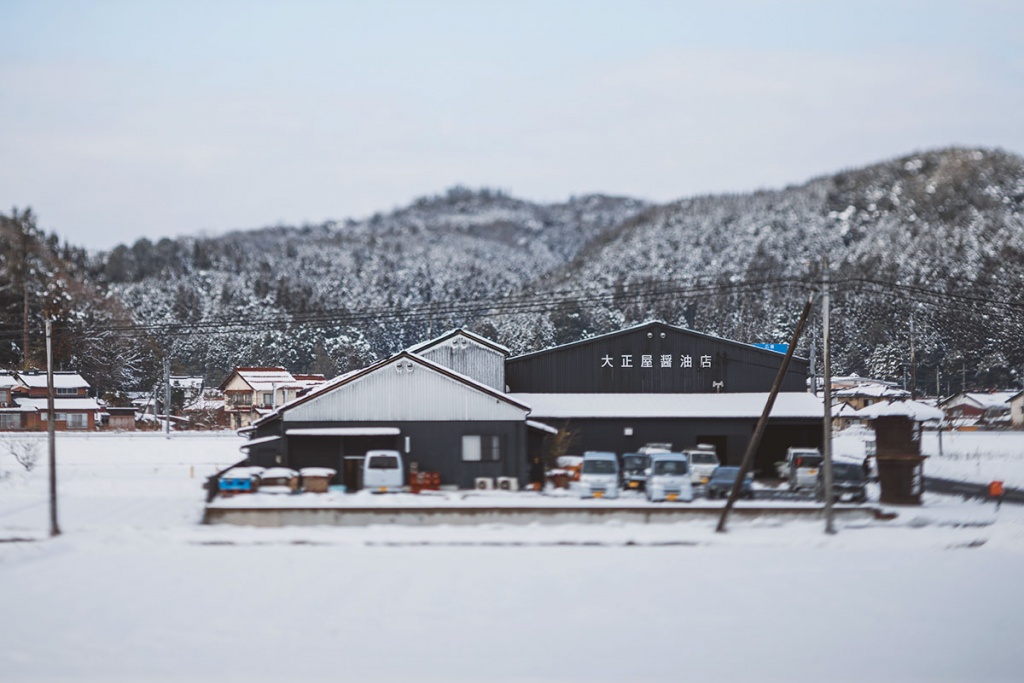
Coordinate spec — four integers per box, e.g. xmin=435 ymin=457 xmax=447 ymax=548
xmin=219 ymin=367 xmax=296 ymax=392
xmin=253 ymin=351 xmax=529 ymax=427
xmin=406 ymin=328 xmax=510 ymax=356
xmin=15 ymin=371 xmax=90 ymax=390
xmin=834 ymin=384 xmax=911 ymax=399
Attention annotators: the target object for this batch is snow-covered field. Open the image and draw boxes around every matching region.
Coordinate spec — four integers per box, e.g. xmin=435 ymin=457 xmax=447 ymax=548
xmin=2 ymin=431 xmax=1024 ymax=683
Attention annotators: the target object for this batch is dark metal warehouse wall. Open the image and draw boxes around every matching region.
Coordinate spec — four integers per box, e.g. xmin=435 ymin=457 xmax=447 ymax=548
xmin=506 ymin=322 xmax=808 ymax=394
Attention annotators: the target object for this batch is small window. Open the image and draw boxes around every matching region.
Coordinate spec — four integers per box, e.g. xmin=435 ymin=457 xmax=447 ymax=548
xmin=262 ymin=392 xmax=273 ymax=406
xmin=462 ymin=435 xmax=502 ymax=462
xmin=56 ymin=387 xmax=78 ymax=396
xmin=367 ymin=455 xmax=399 ymax=469
xmin=66 ymin=413 xmax=87 ymax=429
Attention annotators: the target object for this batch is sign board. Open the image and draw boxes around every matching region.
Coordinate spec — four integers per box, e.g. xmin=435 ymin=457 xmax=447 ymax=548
xmin=753 ymin=343 xmax=789 ymax=354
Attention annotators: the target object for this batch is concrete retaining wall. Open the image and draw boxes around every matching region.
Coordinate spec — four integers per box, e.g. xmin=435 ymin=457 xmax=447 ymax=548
xmin=203 ymin=505 xmax=882 ymax=527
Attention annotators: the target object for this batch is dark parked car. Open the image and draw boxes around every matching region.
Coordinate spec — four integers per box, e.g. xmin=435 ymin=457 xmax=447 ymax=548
xmin=705 ymin=466 xmax=754 ymax=499
xmin=815 ymin=462 xmax=868 ymax=503
xmin=621 ymin=453 xmax=651 ymax=491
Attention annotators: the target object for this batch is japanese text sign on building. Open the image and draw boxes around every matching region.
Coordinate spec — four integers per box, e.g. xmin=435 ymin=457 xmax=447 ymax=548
xmin=601 ymin=353 xmax=712 ymax=369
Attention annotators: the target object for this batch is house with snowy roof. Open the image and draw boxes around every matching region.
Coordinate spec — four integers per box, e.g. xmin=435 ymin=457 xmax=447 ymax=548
xmin=831 ymin=382 xmax=912 ymax=428
xmin=219 ymin=367 xmax=327 ymax=430
xmin=3 ymin=370 xmax=103 ymax=431
xmin=938 ymin=391 xmax=1017 ymax=428
xmin=245 ymin=341 xmax=532 ymax=490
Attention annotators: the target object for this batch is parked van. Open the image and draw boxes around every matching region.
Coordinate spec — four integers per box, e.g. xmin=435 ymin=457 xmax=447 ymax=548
xmin=646 ymin=452 xmax=694 ymax=502
xmin=578 ymin=451 xmax=619 ymax=499
xmin=683 ymin=444 xmax=720 ymax=485
xmin=784 ymin=447 xmax=823 ymax=491
xmin=363 ymin=449 xmax=405 ymax=492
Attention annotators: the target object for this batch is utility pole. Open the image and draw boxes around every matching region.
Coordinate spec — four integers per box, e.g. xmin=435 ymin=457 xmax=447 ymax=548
xmin=45 ymin=320 xmax=60 ymax=537
xmin=822 ymin=258 xmax=836 ymax=535
xmin=716 ymin=294 xmax=814 ymax=533
xmin=909 ymin=316 xmax=917 ymax=399
xmin=164 ymin=356 xmax=171 ymax=438
xmin=808 ymin=311 xmax=817 ymax=397
xmin=21 ymin=214 xmax=31 ymax=369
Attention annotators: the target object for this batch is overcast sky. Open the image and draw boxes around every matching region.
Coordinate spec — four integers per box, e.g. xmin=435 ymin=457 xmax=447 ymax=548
xmin=2 ymin=1 xmax=1022 ymax=251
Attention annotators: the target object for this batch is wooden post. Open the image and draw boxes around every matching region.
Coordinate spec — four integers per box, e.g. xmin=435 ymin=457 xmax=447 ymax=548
xmin=716 ymin=294 xmax=814 ymax=533
xmin=46 ymin=319 xmax=60 ymax=537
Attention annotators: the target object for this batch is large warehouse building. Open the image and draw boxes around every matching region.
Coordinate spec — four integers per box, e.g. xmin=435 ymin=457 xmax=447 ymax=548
xmin=244 ymin=321 xmax=824 ymax=489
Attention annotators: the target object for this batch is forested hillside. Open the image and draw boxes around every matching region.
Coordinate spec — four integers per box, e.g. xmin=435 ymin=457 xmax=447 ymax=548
xmin=3 ymin=147 xmax=1022 ymax=394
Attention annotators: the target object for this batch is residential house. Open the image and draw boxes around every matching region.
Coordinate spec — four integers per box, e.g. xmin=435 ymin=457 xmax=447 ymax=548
xmin=939 ymin=391 xmax=1017 ymax=429
xmin=219 ymin=367 xmax=326 ymax=430
xmin=0 ymin=373 xmax=31 ymax=430
xmin=11 ymin=370 xmax=103 ymax=431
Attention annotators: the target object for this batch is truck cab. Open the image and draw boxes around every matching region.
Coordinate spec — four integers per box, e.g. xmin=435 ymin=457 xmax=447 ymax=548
xmin=646 ymin=452 xmax=694 ymax=502
xmin=682 ymin=444 xmax=720 ymax=485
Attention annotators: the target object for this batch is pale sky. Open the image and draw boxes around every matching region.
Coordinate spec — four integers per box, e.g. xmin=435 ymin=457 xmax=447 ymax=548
xmin=2 ymin=0 xmax=1022 ymax=251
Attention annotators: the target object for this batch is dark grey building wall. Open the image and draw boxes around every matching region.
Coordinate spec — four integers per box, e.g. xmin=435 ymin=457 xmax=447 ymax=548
xmin=506 ymin=322 xmax=808 ymax=394
xmin=250 ymin=420 xmax=528 ymax=490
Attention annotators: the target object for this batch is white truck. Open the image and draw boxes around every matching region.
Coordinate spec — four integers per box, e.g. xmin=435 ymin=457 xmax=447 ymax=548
xmin=682 ymin=444 xmax=720 ymax=485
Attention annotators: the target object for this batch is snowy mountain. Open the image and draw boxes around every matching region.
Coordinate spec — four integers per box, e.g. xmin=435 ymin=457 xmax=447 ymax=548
xmin=6 ymin=147 xmax=1021 ymax=394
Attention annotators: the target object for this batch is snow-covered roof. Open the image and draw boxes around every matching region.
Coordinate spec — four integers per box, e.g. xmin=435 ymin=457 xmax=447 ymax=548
xmin=940 ymin=391 xmax=1018 ymax=410
xmin=224 ymin=367 xmax=299 ymax=392
xmin=260 ymin=467 xmax=298 ymax=479
xmin=829 ymin=374 xmax=898 ymax=388
xmin=0 ymin=374 xmax=19 ymax=389
xmin=853 ymin=400 xmax=944 ymax=422
xmin=299 ymin=467 xmax=337 ymax=478
xmin=834 ymin=384 xmax=911 ymax=399
xmin=16 ymin=372 xmax=90 ymax=390
xmin=239 ymin=435 xmax=282 ymax=449
xmin=292 ymin=374 xmax=327 ymax=391
xmin=222 ymin=467 xmax=260 ymax=480
xmin=15 ymin=397 xmax=103 ymax=411
xmin=253 ymin=351 xmax=529 ymax=427
xmin=965 ymin=392 xmax=1017 ymax=409
xmin=527 ymin=420 xmax=559 ymax=434
xmin=508 ymin=392 xmax=824 ymax=420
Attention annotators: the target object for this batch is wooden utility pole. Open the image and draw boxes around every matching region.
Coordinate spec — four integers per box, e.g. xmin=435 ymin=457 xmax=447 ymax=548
xmin=822 ymin=259 xmax=835 ymax=535
xmin=716 ymin=294 xmax=814 ymax=533
xmin=909 ymin=316 xmax=917 ymax=400
xmin=45 ymin=319 xmax=60 ymax=537
xmin=164 ymin=356 xmax=172 ymax=438
xmin=20 ymin=213 xmax=31 ymax=369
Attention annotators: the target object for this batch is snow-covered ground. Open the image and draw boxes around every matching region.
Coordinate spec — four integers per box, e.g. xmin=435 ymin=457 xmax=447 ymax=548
xmin=2 ymin=431 xmax=1024 ymax=683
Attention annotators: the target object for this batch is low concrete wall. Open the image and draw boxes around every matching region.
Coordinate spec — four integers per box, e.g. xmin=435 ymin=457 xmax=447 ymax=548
xmin=203 ymin=504 xmax=882 ymax=527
